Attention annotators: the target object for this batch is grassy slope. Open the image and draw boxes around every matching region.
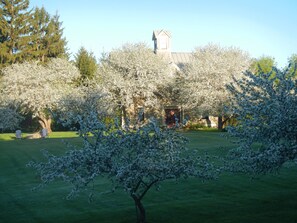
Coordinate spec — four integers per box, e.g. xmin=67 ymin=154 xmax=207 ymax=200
xmin=0 ymin=131 xmax=297 ymax=223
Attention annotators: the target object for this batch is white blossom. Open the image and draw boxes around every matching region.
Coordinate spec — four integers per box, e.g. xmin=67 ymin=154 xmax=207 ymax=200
xmin=0 ymin=58 xmax=80 ymax=132
xmin=181 ymin=44 xmax=250 ymax=116
xmin=226 ymin=66 xmax=297 ymax=174
xmin=28 ymin=117 xmax=217 ymax=222
xmin=0 ymin=101 xmax=24 ymax=131
xmin=98 ymin=43 xmax=173 ymax=125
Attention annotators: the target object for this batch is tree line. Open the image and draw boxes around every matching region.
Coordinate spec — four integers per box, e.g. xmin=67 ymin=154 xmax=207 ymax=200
xmin=1 ymin=0 xmax=297 ymax=134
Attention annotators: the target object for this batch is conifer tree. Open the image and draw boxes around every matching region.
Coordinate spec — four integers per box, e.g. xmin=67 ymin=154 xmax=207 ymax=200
xmin=45 ymin=12 xmax=68 ymax=60
xmin=74 ymin=46 xmax=97 ymax=82
xmin=0 ymin=1 xmax=68 ymax=69
xmin=30 ymin=6 xmax=51 ymax=62
xmin=30 ymin=9 xmax=68 ymax=62
xmin=0 ymin=0 xmax=32 ymax=68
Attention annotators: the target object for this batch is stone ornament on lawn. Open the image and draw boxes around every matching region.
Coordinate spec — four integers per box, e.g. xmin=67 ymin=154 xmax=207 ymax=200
xmin=15 ymin=130 xmax=22 ymax=139
xmin=41 ymin=128 xmax=48 ymax=138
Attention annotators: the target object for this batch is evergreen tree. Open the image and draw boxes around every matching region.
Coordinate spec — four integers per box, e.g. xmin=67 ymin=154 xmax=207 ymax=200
xmin=30 ymin=9 xmax=68 ymax=62
xmin=0 ymin=0 xmax=32 ymax=68
xmin=30 ymin=6 xmax=51 ymax=62
xmin=0 ymin=1 xmax=68 ymax=69
xmin=46 ymin=12 xmax=68 ymax=60
xmin=74 ymin=46 xmax=97 ymax=82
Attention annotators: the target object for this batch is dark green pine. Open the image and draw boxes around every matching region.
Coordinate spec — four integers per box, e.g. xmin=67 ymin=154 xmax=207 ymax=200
xmin=45 ymin=13 xmax=69 ymax=60
xmin=74 ymin=46 xmax=98 ymax=83
xmin=29 ymin=6 xmax=51 ymax=62
xmin=0 ymin=0 xmax=32 ymax=68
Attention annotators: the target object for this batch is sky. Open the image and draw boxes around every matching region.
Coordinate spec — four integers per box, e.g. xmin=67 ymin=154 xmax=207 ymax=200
xmin=29 ymin=0 xmax=297 ymax=68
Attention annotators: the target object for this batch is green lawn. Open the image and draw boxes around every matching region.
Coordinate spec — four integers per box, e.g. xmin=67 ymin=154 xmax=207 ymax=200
xmin=0 ymin=131 xmax=297 ymax=223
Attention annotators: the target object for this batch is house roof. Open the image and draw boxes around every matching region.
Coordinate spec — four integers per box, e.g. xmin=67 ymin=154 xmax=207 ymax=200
xmin=171 ymin=52 xmax=193 ymax=69
xmin=151 ymin=30 xmax=192 ymax=70
xmin=152 ymin=30 xmax=171 ymax=40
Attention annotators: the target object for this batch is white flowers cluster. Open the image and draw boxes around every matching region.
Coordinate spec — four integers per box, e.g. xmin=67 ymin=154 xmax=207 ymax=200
xmin=0 ymin=58 xmax=80 ymax=131
xmin=28 ymin=116 xmax=217 ymax=222
xmin=181 ymin=44 xmax=251 ymax=116
xmin=226 ymin=66 xmax=297 ymax=174
xmin=98 ymin=43 xmax=173 ymax=125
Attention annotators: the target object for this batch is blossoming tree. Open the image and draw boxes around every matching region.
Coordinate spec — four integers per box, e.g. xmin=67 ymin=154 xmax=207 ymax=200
xmin=28 ymin=113 xmax=217 ymax=223
xmin=98 ymin=43 xmax=173 ymax=127
xmin=181 ymin=44 xmax=250 ymax=129
xmin=0 ymin=58 xmax=80 ymax=133
xmin=0 ymin=100 xmax=24 ymax=132
xmin=226 ymin=64 xmax=297 ymax=174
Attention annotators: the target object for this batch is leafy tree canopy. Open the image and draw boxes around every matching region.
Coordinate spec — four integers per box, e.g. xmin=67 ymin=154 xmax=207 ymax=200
xmin=249 ymin=56 xmax=277 ymax=77
xmin=287 ymin=54 xmax=297 ymax=77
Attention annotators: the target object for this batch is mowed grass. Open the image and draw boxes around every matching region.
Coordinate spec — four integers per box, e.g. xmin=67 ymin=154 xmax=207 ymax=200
xmin=1 ymin=131 xmax=297 ymax=223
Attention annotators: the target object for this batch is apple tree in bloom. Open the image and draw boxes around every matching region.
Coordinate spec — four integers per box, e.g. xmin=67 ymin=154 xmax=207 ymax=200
xmin=181 ymin=44 xmax=250 ymax=129
xmin=226 ymin=64 xmax=297 ymax=174
xmin=55 ymin=83 xmax=113 ymax=132
xmin=0 ymin=58 xmax=80 ymax=133
xmin=0 ymin=98 xmax=24 ymax=132
xmin=98 ymin=43 xmax=173 ymax=127
xmin=28 ymin=114 xmax=217 ymax=222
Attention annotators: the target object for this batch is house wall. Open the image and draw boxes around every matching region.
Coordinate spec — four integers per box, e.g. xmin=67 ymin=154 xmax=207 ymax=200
xmin=153 ymin=30 xmax=172 ymax=60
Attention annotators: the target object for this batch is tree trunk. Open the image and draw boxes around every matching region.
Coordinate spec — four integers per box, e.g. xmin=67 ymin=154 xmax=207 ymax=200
xmin=38 ymin=116 xmax=52 ymax=134
xmin=132 ymin=195 xmax=146 ymax=223
xmin=218 ymin=115 xmax=232 ymax=131
xmin=218 ymin=115 xmax=223 ymax=131
xmin=121 ymin=106 xmax=128 ymax=130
